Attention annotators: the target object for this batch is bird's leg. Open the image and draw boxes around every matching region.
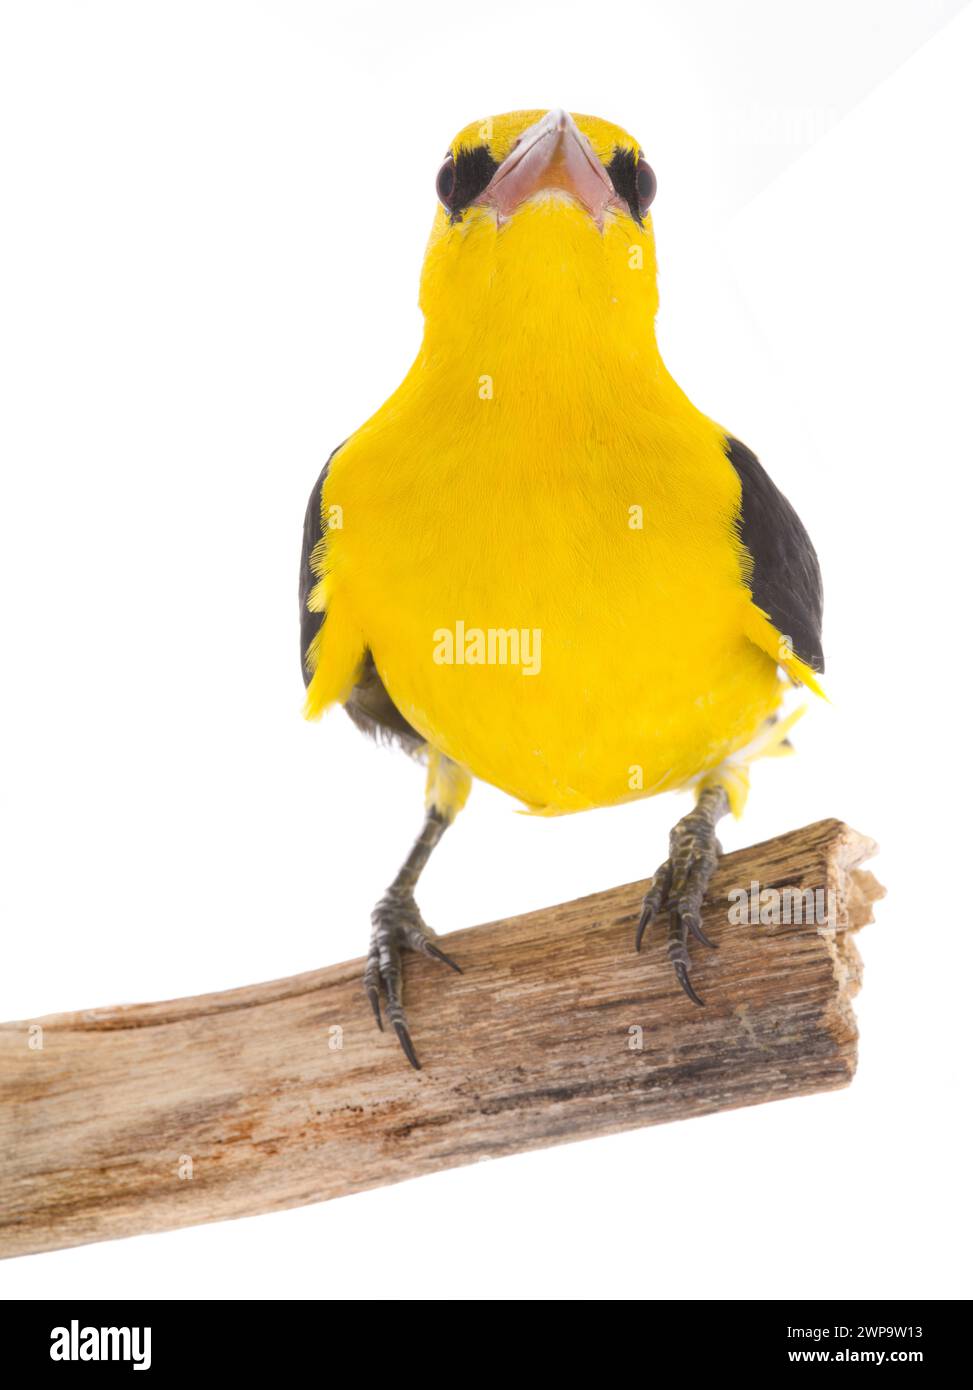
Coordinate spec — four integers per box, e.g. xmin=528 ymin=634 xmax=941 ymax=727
xmin=364 ymin=808 xmax=459 ymax=1069
xmin=365 ymin=752 xmax=470 ymax=1069
xmin=636 ymin=783 xmax=729 ymax=1006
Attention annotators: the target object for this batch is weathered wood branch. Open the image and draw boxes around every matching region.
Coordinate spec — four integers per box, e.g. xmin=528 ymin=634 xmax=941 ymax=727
xmin=0 ymin=819 xmax=881 ymax=1259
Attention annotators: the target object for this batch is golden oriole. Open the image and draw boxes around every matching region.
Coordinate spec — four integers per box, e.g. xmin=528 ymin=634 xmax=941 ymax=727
xmin=300 ymin=109 xmax=824 ymax=1068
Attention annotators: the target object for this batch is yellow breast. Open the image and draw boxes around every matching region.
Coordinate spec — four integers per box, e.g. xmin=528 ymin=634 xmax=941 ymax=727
xmin=318 ymin=392 xmax=780 ymax=813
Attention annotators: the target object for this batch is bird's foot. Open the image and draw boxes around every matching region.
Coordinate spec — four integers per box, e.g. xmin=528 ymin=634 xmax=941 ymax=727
xmin=364 ymin=888 xmax=461 ymax=1069
xmin=635 ymin=786 xmax=729 ymax=1006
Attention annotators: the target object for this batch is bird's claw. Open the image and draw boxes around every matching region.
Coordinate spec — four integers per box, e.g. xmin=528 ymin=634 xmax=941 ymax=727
xmin=364 ymin=888 xmax=461 ymax=1069
xmin=635 ymin=865 xmax=670 ymax=953
xmin=393 ymin=1021 xmax=420 ymax=1071
xmin=673 ymin=958 xmax=705 ymax=1008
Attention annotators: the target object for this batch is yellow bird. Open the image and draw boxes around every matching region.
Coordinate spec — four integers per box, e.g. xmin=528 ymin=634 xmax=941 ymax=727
xmin=300 ymin=108 xmax=824 ymax=1068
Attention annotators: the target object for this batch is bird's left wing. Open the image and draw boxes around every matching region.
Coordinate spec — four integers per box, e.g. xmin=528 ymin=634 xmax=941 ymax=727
xmin=725 ymin=435 xmax=825 ymax=696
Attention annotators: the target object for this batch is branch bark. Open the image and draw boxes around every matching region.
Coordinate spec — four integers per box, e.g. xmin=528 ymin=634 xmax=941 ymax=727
xmin=0 ymin=819 xmax=882 ymax=1259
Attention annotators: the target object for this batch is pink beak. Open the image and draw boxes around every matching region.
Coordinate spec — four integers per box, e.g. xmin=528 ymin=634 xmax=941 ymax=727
xmin=474 ymin=108 xmax=622 ymax=229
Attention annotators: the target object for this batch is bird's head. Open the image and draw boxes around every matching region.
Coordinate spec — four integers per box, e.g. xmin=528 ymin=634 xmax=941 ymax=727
xmin=419 ymin=109 xmax=660 ymax=360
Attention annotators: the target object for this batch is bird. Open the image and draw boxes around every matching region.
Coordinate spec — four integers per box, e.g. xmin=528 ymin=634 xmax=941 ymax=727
xmin=300 ymin=108 xmax=824 ymax=1069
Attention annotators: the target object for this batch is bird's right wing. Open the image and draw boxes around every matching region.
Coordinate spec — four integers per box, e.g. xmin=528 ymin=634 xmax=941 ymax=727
xmin=299 ymin=446 xmax=423 ymax=749
xmin=298 ymin=451 xmax=337 ymax=689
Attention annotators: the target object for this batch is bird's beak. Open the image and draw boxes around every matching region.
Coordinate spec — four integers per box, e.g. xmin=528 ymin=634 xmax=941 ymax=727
xmin=474 ymin=108 xmax=621 ymax=228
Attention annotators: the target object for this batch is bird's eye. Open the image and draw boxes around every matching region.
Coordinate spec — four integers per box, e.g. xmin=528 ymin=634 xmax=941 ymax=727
xmin=606 ymin=147 xmax=656 ymax=224
xmin=436 ymin=156 xmax=457 ymax=210
xmin=636 ymin=157 xmax=657 ymax=216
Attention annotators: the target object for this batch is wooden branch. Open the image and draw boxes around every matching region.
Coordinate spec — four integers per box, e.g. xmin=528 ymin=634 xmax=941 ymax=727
xmin=0 ymin=819 xmax=882 ymax=1259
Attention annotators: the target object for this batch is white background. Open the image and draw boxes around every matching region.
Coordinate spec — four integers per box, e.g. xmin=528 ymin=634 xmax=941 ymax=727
xmin=2 ymin=0 xmax=971 ymax=1300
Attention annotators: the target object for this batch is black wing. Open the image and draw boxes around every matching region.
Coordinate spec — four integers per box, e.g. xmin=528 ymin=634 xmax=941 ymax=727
xmin=298 ymin=451 xmax=336 ymax=687
xmin=725 ymin=435 xmax=824 ymax=673
xmin=299 ymin=448 xmax=423 ymax=750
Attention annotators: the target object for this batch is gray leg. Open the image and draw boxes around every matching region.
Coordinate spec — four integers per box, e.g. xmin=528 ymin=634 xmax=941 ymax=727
xmin=364 ymin=808 xmax=461 ymax=1069
xmin=636 ymin=785 xmax=729 ymax=1006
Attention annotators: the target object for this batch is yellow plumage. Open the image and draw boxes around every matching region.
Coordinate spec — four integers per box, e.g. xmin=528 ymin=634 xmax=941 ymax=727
xmin=304 ymin=110 xmax=819 ymax=817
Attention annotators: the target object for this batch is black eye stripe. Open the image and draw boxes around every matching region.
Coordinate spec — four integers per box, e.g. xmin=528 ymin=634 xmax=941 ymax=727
xmin=438 ymin=145 xmax=499 ymax=221
xmin=440 ymin=140 xmax=652 ymax=224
